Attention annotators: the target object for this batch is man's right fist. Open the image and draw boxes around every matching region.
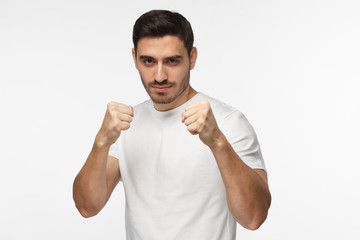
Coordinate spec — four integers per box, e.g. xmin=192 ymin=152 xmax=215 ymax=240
xmin=96 ymin=101 xmax=133 ymax=147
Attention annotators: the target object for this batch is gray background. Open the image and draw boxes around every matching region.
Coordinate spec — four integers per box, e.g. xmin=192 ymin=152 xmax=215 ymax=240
xmin=1 ymin=0 xmax=359 ymax=239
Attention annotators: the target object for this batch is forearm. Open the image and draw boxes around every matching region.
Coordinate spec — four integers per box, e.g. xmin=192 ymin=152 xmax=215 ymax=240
xmin=210 ymin=133 xmax=271 ymax=230
xmin=73 ymin=136 xmax=110 ymax=217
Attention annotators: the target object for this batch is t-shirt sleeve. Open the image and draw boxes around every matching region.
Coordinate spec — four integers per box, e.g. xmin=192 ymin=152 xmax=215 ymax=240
xmin=219 ymin=111 xmax=266 ymax=171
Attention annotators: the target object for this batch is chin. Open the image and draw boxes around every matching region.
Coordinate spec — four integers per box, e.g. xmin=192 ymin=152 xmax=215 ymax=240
xmin=150 ymin=93 xmax=177 ymax=104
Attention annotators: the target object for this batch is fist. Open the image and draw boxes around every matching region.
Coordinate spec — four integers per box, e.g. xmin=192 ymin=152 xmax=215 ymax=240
xmin=181 ymin=100 xmax=222 ymax=148
xmin=96 ymin=101 xmax=133 ymax=146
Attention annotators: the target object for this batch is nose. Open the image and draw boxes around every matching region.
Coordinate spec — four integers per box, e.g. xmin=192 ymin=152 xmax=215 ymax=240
xmin=154 ymin=63 xmax=167 ymax=82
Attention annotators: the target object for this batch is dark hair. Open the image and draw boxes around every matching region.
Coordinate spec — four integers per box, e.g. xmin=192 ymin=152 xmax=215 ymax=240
xmin=132 ymin=10 xmax=194 ymax=56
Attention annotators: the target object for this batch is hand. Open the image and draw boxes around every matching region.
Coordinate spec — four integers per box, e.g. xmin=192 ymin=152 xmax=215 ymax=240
xmin=96 ymin=101 xmax=133 ymax=147
xmin=181 ymin=100 xmax=222 ymax=148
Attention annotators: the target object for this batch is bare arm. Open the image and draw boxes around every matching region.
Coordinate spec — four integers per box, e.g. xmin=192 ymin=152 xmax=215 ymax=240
xmin=210 ymin=134 xmax=271 ymax=230
xmin=182 ymin=100 xmax=271 ymax=230
xmin=73 ymin=143 xmax=120 ymax=218
xmin=73 ymin=102 xmax=133 ymax=218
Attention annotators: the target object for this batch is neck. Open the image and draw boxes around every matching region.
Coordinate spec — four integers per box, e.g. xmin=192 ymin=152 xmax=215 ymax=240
xmin=154 ymin=86 xmax=197 ymax=111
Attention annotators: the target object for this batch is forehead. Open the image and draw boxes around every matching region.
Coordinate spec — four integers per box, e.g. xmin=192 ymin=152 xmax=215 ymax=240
xmin=136 ymin=35 xmax=187 ymax=58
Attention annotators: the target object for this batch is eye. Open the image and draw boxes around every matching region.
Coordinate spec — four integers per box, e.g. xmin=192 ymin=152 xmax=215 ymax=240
xmin=144 ymin=59 xmax=153 ymax=64
xmin=142 ymin=58 xmax=155 ymax=66
xmin=167 ymin=58 xmax=179 ymax=65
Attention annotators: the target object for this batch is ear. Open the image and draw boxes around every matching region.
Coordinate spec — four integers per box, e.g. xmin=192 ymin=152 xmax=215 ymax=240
xmin=189 ymin=47 xmax=198 ymax=70
xmin=132 ymin=48 xmax=138 ymax=69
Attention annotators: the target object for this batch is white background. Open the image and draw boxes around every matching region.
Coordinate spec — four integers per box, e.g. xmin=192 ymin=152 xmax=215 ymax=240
xmin=1 ymin=0 xmax=359 ymax=239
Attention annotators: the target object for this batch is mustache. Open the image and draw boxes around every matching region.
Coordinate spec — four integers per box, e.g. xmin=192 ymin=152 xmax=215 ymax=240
xmin=149 ymin=80 xmax=176 ymax=87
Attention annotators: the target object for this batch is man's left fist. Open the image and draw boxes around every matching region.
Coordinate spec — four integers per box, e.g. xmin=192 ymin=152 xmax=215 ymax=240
xmin=181 ymin=100 xmax=222 ymax=148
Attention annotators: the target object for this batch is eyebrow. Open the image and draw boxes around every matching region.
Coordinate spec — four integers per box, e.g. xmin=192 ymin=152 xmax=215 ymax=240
xmin=139 ymin=55 xmax=183 ymax=60
xmin=166 ymin=55 xmax=183 ymax=59
xmin=139 ymin=55 xmax=153 ymax=59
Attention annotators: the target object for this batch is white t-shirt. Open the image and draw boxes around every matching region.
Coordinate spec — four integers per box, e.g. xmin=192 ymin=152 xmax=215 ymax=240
xmin=109 ymin=92 xmax=266 ymax=240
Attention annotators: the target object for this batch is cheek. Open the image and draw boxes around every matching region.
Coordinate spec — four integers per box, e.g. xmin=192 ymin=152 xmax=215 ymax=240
xmin=172 ymin=67 xmax=189 ymax=81
xmin=138 ymin=69 xmax=153 ymax=83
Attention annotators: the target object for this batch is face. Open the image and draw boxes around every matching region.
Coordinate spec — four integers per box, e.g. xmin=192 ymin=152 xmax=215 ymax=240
xmin=132 ymin=35 xmax=197 ymax=110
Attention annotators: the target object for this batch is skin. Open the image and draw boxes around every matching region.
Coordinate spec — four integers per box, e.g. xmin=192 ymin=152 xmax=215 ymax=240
xmin=132 ymin=36 xmax=198 ymax=111
xmin=181 ymin=100 xmax=271 ymax=230
xmin=73 ymin=35 xmax=271 ymax=230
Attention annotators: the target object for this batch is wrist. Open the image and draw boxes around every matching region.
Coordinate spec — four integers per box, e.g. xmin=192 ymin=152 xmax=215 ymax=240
xmin=209 ymin=131 xmax=228 ymax=151
xmin=94 ymin=133 xmax=112 ymax=149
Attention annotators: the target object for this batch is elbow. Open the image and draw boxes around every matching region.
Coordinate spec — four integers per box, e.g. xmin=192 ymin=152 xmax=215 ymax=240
xmin=76 ymin=205 xmax=100 ymax=218
xmin=244 ymin=218 xmax=265 ymax=231
xmin=73 ymin=193 xmax=102 ymax=218
xmin=236 ymin=208 xmax=269 ymax=231
xmin=73 ymin=182 xmax=104 ymax=218
xmin=79 ymin=210 xmax=98 ymax=219
xmin=245 ymin=191 xmax=271 ymax=230
xmin=239 ymin=215 xmax=267 ymax=231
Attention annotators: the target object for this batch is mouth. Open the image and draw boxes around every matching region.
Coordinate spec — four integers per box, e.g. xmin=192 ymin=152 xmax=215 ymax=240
xmin=152 ymin=85 xmax=172 ymax=92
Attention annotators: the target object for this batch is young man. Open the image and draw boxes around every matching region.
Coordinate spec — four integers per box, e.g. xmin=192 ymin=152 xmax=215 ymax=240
xmin=73 ymin=10 xmax=271 ymax=240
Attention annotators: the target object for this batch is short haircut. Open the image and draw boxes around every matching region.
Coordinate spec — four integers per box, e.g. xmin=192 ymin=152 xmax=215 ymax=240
xmin=132 ymin=10 xmax=194 ymax=56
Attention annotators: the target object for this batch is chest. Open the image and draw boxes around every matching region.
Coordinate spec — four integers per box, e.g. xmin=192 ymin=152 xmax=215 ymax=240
xmin=120 ymin=117 xmax=223 ymax=192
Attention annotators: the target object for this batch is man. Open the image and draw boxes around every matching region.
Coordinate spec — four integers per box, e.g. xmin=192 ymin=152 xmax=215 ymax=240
xmin=73 ymin=10 xmax=271 ymax=239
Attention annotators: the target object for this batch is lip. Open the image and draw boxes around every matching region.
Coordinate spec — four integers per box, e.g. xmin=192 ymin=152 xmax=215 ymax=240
xmin=152 ymin=86 xmax=172 ymax=92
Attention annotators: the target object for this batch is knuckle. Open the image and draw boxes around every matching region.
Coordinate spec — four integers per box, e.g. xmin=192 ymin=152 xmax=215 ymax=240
xmin=200 ymin=100 xmax=209 ymax=106
xmin=107 ymin=102 xmax=117 ymax=111
xmin=112 ymin=120 xmax=121 ymax=129
xmin=198 ymin=118 xmax=205 ymax=126
xmin=122 ymin=122 xmax=131 ymax=130
xmin=184 ymin=118 xmax=190 ymax=125
xmin=187 ymin=127 xmax=196 ymax=135
xmin=107 ymin=101 xmax=116 ymax=108
xmin=122 ymin=113 xmax=132 ymax=121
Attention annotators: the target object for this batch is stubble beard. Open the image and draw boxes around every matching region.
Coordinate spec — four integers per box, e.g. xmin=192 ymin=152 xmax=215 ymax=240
xmin=140 ymin=72 xmax=190 ymax=105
